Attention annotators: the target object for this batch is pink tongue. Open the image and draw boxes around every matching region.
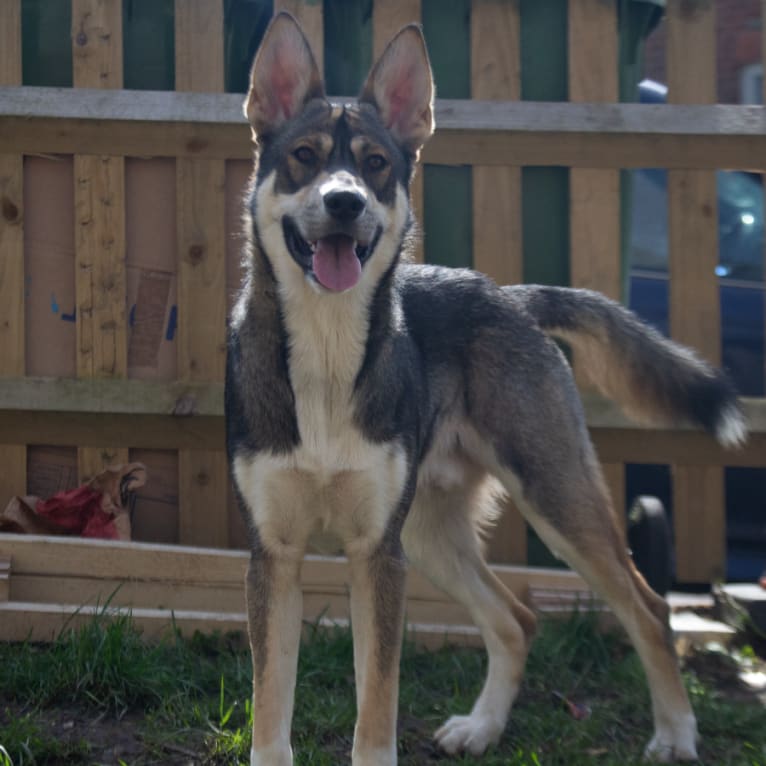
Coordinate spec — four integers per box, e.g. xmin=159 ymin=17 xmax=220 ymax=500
xmin=312 ymin=234 xmax=361 ymax=292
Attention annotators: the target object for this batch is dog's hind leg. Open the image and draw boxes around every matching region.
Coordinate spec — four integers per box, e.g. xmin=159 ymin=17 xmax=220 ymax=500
xmin=508 ymin=472 xmax=698 ymax=762
xmin=470 ymin=337 xmax=698 ymax=762
xmin=402 ymin=471 xmax=537 ymax=756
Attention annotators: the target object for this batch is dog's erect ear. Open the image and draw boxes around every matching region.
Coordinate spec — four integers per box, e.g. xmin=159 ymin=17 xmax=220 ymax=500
xmin=244 ymin=12 xmax=325 ymax=141
xmin=359 ymin=24 xmax=434 ymax=156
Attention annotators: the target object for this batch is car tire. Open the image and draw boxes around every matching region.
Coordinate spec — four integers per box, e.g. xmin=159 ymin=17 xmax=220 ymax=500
xmin=627 ymin=495 xmax=673 ymax=596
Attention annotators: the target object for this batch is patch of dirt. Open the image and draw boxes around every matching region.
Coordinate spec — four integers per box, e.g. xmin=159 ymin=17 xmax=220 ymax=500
xmin=684 ymin=646 xmax=766 ymax=706
xmin=0 ymin=705 xmax=203 ymax=765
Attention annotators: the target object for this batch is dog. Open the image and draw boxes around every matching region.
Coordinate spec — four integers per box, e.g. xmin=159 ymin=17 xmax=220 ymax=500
xmin=226 ymin=13 xmax=747 ymax=765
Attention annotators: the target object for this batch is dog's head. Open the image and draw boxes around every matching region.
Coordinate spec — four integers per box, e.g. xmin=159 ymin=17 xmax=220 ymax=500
xmin=245 ymin=12 xmax=434 ymax=294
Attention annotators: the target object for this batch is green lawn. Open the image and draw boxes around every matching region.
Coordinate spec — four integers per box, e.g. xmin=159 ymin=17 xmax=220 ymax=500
xmin=1 ymin=610 xmax=764 ymax=765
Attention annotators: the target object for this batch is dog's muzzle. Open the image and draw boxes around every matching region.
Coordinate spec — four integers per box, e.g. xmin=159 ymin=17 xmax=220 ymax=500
xmin=282 ymin=217 xmax=380 ymax=294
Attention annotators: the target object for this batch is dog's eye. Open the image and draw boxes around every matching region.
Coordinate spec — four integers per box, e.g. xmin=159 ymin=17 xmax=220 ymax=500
xmin=293 ymin=146 xmax=317 ymax=165
xmin=365 ymin=154 xmax=388 ymax=172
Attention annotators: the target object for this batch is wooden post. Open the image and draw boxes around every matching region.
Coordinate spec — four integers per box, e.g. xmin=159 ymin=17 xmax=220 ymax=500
xmin=175 ymin=0 xmax=229 ymax=548
xmin=373 ymin=0 xmax=424 ymax=263
xmin=0 ymin=0 xmax=26 ymax=502
xmin=470 ymin=0 xmax=526 ymax=564
xmin=667 ymin=2 xmax=724 ymax=583
xmin=567 ymin=0 xmax=625 ymax=532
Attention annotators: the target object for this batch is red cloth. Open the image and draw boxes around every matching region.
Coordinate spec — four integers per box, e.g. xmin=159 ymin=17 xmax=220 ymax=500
xmin=35 ymin=486 xmax=119 ymax=539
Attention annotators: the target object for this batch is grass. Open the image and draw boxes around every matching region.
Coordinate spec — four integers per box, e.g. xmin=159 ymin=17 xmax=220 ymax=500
xmin=0 ymin=609 xmax=765 ymax=765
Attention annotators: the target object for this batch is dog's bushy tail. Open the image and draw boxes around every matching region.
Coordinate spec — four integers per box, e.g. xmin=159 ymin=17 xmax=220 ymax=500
xmin=506 ymin=285 xmax=747 ymax=448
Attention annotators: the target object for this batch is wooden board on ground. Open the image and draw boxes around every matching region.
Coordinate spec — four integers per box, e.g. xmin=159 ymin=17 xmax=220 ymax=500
xmin=0 ymin=534 xmax=595 ymax=646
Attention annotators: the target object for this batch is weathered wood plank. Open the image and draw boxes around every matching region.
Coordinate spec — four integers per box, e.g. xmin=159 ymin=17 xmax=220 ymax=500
xmin=0 ymin=0 xmax=21 ymax=85
xmin=0 ymin=411 xmax=224 ymax=451
xmin=470 ymin=0 xmax=525 ymax=565
xmin=72 ymin=0 xmax=128 ymax=480
xmin=1 ymin=377 xmax=764 ymax=432
xmin=0 ymin=557 xmax=9 ymax=602
xmin=1 ymin=410 xmax=763 ymax=467
xmin=1 ymin=389 xmax=764 ymax=460
xmin=3 ymin=88 xmax=766 ymax=169
xmin=174 ymin=0 xmax=224 ymax=92
xmin=175 ymin=0 xmax=228 ymax=548
xmin=0 ymin=158 xmax=25 ymax=498
xmin=667 ymin=1 xmax=724 ymax=583
xmin=0 ymin=0 xmax=26 ymax=501
xmin=567 ymin=0 xmax=624 ymax=531
xmin=471 ymin=0 xmax=522 ymax=286
xmin=0 ymin=377 xmax=224 ymax=415
xmin=568 ymin=0 xmax=620 ymax=297
xmin=374 ymin=0 xmax=423 ymax=262
xmin=0 ymin=534 xmax=586 ymax=601
xmin=274 ymin=0 xmax=324 ymax=74
xmin=72 ymin=0 xmax=123 ymax=89
xmin=175 ymin=160 xmax=227 ymax=383
xmin=73 ymin=155 xmax=127 ymax=382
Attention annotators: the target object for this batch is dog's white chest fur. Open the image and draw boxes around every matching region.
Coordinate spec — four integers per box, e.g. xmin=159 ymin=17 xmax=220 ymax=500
xmin=234 ymin=258 xmax=408 ymax=555
xmin=284 ymin=286 xmax=371 ymax=473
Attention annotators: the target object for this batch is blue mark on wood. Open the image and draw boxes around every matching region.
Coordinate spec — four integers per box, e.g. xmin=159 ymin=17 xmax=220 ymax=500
xmin=166 ymin=305 xmax=177 ymax=341
xmin=50 ymin=293 xmax=59 ymax=314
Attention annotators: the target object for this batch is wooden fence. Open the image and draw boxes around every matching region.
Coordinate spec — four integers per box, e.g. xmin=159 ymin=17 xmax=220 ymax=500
xmin=0 ymin=0 xmax=764 ymax=585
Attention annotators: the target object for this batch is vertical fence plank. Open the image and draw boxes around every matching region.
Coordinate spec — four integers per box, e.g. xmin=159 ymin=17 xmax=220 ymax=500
xmin=0 ymin=0 xmax=26 ymax=501
xmin=72 ymin=0 xmax=129 ymax=481
xmin=274 ymin=0 xmax=324 ymax=75
xmin=667 ymin=1 xmax=724 ymax=582
xmin=568 ymin=0 xmax=625 ymax=531
xmin=373 ymin=0 xmax=424 ymax=263
xmin=472 ymin=0 xmax=522 ymax=287
xmin=470 ymin=0 xmax=526 ymax=565
xmin=175 ymin=0 xmax=228 ymax=548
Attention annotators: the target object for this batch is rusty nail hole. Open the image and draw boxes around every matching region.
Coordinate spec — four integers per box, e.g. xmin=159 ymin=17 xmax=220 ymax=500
xmin=76 ymin=31 xmax=88 ymax=46
xmin=189 ymin=245 xmax=204 ymax=264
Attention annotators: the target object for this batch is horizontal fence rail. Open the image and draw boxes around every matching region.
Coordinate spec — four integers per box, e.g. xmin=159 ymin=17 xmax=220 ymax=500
xmin=3 ymin=86 xmax=766 ymax=169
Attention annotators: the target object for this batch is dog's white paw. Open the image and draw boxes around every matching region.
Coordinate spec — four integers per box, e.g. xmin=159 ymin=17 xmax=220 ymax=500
xmin=644 ymin=715 xmax=699 ymax=762
xmin=434 ymin=713 xmax=504 ymax=756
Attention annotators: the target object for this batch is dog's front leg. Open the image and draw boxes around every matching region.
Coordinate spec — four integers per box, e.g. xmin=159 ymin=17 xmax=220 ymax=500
xmin=348 ymin=544 xmax=407 ymax=766
xmin=246 ymin=550 xmax=303 ymax=766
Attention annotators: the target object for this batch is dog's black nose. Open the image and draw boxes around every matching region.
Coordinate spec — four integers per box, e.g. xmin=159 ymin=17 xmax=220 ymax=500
xmin=324 ymin=189 xmax=366 ymax=222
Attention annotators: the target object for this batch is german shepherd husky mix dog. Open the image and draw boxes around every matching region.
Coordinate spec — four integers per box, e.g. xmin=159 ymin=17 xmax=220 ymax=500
xmin=226 ymin=12 xmax=746 ymax=766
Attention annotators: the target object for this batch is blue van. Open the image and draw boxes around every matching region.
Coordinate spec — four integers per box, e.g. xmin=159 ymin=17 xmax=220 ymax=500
xmin=626 ymin=81 xmax=765 ymax=582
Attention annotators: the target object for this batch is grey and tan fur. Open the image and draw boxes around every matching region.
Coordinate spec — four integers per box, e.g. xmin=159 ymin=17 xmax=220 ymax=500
xmin=226 ymin=13 xmax=747 ymax=766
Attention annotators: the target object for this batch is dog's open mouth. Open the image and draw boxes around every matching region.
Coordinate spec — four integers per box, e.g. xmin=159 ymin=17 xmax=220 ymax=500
xmin=283 ymin=218 xmax=376 ymax=292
